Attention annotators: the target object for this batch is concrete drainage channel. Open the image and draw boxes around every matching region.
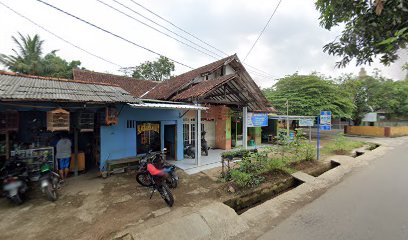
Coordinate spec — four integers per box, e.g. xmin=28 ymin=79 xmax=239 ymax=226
xmin=223 ymin=177 xmax=304 ymax=215
xmin=223 ymin=160 xmax=345 ymax=215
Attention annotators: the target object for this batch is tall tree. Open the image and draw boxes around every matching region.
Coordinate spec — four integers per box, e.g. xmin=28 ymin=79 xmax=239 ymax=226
xmin=0 ymin=33 xmax=44 ymax=75
xmin=0 ymin=33 xmax=82 ymax=79
xmin=315 ymin=0 xmax=408 ymax=67
xmin=131 ymin=56 xmax=175 ymax=81
xmin=263 ymin=73 xmax=354 ymax=118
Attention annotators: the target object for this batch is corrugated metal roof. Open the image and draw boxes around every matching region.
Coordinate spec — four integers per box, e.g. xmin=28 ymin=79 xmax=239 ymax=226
xmin=128 ymin=102 xmax=207 ymax=110
xmin=0 ymin=73 xmax=140 ymax=103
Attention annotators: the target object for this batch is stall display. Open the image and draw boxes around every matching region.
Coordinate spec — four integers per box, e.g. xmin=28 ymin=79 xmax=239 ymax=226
xmin=10 ymin=147 xmax=54 ymax=181
xmin=47 ymin=108 xmax=70 ymax=132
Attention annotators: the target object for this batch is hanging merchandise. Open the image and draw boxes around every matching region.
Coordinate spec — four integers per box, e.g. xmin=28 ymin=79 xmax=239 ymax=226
xmin=104 ymin=107 xmax=118 ymax=125
xmin=47 ymin=108 xmax=70 ymax=132
xmin=74 ymin=112 xmax=95 ymax=132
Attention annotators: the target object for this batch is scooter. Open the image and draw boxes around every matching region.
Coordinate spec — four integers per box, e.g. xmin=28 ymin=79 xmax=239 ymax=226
xmin=39 ymin=161 xmax=61 ymax=202
xmin=1 ymin=160 xmax=29 ymax=205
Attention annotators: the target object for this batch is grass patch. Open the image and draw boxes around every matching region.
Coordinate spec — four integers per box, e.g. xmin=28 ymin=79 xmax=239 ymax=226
xmin=322 ymin=134 xmax=365 ymax=155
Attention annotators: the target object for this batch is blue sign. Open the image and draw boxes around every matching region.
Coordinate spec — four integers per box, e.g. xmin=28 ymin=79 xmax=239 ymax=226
xmin=320 ymin=111 xmax=332 ymax=131
xmin=247 ymin=113 xmax=268 ymax=127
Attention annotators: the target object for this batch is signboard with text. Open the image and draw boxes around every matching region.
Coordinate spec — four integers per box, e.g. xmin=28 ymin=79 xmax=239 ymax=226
xmin=320 ymin=111 xmax=332 ymax=131
xmin=299 ymin=118 xmax=314 ymax=127
xmin=247 ymin=113 xmax=268 ymax=127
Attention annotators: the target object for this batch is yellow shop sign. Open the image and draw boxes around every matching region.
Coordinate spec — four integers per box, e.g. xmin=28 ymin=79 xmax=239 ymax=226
xmin=137 ymin=123 xmax=160 ymax=134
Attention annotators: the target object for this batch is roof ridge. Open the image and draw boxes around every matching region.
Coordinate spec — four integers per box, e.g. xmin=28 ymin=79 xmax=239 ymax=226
xmin=0 ymin=70 xmax=121 ymax=87
xmin=73 ymin=68 xmax=161 ymax=83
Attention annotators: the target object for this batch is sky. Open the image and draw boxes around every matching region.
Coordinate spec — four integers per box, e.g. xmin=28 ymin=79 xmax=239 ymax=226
xmin=0 ymin=0 xmax=406 ymax=88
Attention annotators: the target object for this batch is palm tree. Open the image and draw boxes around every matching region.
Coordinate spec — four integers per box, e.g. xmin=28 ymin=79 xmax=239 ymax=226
xmin=0 ymin=33 xmax=44 ymax=75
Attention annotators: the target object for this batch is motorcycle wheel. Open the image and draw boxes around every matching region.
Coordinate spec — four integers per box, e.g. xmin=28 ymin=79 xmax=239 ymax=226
xmin=158 ymin=184 xmax=174 ymax=207
xmin=136 ymin=172 xmax=153 ymax=187
xmin=166 ymin=176 xmax=178 ymax=189
xmin=10 ymin=194 xmax=23 ymax=205
xmin=191 ymin=152 xmax=195 ymax=159
xmin=45 ymin=185 xmax=58 ymax=202
xmin=203 ymin=148 xmax=208 ymax=156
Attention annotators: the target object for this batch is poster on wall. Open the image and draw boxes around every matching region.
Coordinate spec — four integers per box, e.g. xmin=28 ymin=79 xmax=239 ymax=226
xmin=247 ymin=113 xmax=268 ymax=127
xmin=136 ymin=122 xmax=160 ymax=154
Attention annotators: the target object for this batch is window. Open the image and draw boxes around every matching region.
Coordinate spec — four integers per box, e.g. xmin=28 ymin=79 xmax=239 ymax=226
xmin=136 ymin=122 xmax=160 ymax=154
xmin=183 ymin=119 xmax=204 ymax=146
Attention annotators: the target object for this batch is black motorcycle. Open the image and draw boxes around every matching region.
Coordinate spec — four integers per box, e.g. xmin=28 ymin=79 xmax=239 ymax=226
xmin=184 ymin=131 xmax=210 ymax=158
xmin=136 ymin=150 xmax=178 ymax=189
xmin=1 ymin=160 xmax=29 ymax=205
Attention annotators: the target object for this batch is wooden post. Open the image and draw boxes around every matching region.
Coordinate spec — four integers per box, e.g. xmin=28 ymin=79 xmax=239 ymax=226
xmin=74 ymin=127 xmax=79 ymax=177
xmin=5 ymin=132 xmax=9 ymax=160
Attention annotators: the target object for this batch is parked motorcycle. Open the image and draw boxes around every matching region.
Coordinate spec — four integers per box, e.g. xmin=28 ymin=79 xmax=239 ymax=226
xmin=146 ymin=163 xmax=174 ymax=207
xmin=1 ymin=160 xmax=29 ymax=205
xmin=184 ymin=131 xmax=210 ymax=158
xmin=136 ymin=150 xmax=178 ymax=189
xmin=39 ymin=161 xmax=60 ymax=202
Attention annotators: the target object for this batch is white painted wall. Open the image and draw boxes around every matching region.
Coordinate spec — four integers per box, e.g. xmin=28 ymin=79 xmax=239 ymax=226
xmin=203 ymin=120 xmax=216 ymax=148
xmin=225 ymin=65 xmax=236 ymax=75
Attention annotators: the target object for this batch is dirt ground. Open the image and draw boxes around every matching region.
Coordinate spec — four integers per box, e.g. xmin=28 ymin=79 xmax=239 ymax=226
xmin=0 ymin=169 xmax=223 ymax=240
xmin=0 ymin=136 xmax=366 ymax=240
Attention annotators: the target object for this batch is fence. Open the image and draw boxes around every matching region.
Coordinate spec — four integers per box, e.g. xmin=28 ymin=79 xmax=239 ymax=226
xmin=344 ymin=126 xmax=408 ymax=137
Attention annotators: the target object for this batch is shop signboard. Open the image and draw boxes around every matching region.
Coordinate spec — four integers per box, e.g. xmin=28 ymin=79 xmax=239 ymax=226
xmin=136 ymin=121 xmax=161 ymax=154
xmin=247 ymin=113 xmax=268 ymax=127
xmin=299 ymin=118 xmax=314 ymax=127
xmin=320 ymin=111 xmax=332 ymax=131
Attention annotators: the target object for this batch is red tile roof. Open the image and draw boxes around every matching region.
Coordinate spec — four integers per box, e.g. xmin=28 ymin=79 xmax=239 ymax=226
xmin=171 ymin=74 xmax=236 ymax=101
xmin=144 ymin=55 xmax=236 ymax=100
xmin=72 ymin=69 xmax=159 ymax=98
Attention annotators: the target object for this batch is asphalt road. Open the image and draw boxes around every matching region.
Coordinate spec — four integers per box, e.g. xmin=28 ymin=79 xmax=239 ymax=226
xmin=259 ymin=140 xmax=408 ymax=240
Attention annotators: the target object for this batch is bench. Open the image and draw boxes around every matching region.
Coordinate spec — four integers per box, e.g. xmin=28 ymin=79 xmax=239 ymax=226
xmin=106 ymin=156 xmax=142 ymax=177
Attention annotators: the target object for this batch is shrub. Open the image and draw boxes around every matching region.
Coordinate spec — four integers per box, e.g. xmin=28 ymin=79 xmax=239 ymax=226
xmin=230 ymin=169 xmax=264 ymax=188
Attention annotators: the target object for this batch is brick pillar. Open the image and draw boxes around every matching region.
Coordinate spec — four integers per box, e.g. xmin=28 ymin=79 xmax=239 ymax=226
xmin=384 ymin=127 xmax=391 ymax=137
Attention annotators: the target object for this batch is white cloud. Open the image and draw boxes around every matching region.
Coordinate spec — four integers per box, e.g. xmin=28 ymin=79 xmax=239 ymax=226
xmin=0 ymin=0 xmax=406 ymax=88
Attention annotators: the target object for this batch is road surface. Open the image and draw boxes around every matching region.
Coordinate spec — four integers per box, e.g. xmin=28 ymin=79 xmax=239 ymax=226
xmin=259 ymin=139 xmax=408 ymax=240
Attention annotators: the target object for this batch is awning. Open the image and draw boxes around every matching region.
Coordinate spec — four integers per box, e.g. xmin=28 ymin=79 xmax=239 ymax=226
xmin=128 ymin=102 xmax=207 ymax=110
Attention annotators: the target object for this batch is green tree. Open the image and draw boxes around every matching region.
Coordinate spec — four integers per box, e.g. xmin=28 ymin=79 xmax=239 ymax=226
xmin=131 ymin=56 xmax=175 ymax=81
xmin=0 ymin=33 xmax=44 ymax=75
xmin=263 ymin=73 xmax=354 ymax=118
xmin=338 ymin=76 xmax=371 ymax=125
xmin=315 ymin=0 xmax=408 ymax=67
xmin=0 ymin=33 xmax=82 ymax=79
xmin=42 ymin=51 xmax=81 ymax=79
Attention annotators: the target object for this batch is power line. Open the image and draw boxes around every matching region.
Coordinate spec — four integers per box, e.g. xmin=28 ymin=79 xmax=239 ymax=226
xmin=128 ymin=0 xmax=229 ymax=56
xmin=0 ymin=1 xmax=123 ymax=68
xmin=34 ymin=0 xmax=193 ymax=69
xmin=243 ymin=0 xmax=282 ymax=62
xmin=127 ymin=0 xmax=276 ymax=78
xmin=96 ymin=0 xmax=221 ymax=60
xmin=108 ymin=0 xmax=224 ymax=59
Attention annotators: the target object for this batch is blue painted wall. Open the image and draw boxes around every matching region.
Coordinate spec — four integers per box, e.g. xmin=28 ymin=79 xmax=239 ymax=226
xmin=100 ymin=105 xmax=184 ymax=171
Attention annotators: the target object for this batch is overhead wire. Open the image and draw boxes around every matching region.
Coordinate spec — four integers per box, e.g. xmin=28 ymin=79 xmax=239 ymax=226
xmin=34 ymin=0 xmax=194 ymax=69
xmin=0 ymin=1 xmax=123 ymax=68
xmin=108 ymin=0 xmax=224 ymax=59
xmin=127 ymin=0 xmax=229 ymax=56
xmin=125 ymin=0 xmax=276 ymax=79
xmin=96 ymin=0 xmax=221 ymax=60
xmin=243 ymin=0 xmax=282 ymax=62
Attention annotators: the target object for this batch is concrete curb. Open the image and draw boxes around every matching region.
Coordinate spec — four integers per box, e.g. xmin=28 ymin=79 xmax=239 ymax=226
xmin=116 ymin=138 xmax=407 ymax=240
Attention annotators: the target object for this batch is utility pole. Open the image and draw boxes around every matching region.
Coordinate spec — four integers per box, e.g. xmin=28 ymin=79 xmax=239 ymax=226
xmin=286 ymin=100 xmax=289 ymax=136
